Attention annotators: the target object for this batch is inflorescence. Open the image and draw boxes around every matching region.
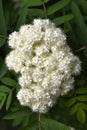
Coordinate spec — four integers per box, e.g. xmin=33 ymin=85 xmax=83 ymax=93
xmin=6 ymin=19 xmax=81 ymax=113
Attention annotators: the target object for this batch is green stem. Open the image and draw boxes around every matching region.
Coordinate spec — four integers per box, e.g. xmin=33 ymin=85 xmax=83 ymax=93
xmin=0 ymin=35 xmax=8 ymax=39
xmin=41 ymin=0 xmax=47 ymax=19
xmin=38 ymin=112 xmax=41 ymax=130
xmin=63 ymin=8 xmax=66 ymax=30
xmin=75 ymin=45 xmax=87 ymax=52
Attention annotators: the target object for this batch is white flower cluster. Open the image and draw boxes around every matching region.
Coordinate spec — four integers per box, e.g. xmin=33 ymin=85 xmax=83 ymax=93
xmin=6 ymin=19 xmax=81 ymax=113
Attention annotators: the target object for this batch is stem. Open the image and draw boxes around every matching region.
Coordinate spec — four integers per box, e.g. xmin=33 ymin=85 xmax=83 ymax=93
xmin=63 ymin=8 xmax=66 ymax=30
xmin=41 ymin=0 xmax=47 ymax=19
xmin=38 ymin=112 xmax=41 ymax=130
xmin=0 ymin=35 xmax=8 ymax=39
xmin=75 ymin=45 xmax=87 ymax=52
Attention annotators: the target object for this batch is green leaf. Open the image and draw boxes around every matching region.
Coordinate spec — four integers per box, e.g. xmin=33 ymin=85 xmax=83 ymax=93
xmin=69 ymin=104 xmax=78 ymax=115
xmin=12 ymin=115 xmax=29 ymax=127
xmin=41 ymin=118 xmax=71 ymax=130
xmin=77 ymin=107 xmax=86 ymax=123
xmin=28 ymin=9 xmax=45 ymax=17
xmin=0 ymin=95 xmax=6 ymax=109
xmin=20 ymin=113 xmax=38 ymax=130
xmin=1 ymin=77 xmax=17 ymax=86
xmin=8 ymin=8 xmax=18 ymax=26
xmin=77 ymin=95 xmax=87 ymax=101
xmin=0 ymin=0 xmax=7 ymax=47
xmin=79 ymin=103 xmax=87 ymax=111
xmin=5 ymin=10 xmax=10 ymax=26
xmin=0 ymin=39 xmax=5 ymax=47
xmin=0 ymin=59 xmax=7 ymax=79
xmin=20 ymin=123 xmax=38 ymax=130
xmin=0 ymin=85 xmax=10 ymax=92
xmin=6 ymin=90 xmax=12 ymax=110
xmin=52 ymin=14 xmax=73 ymax=26
xmin=16 ymin=7 xmax=28 ymax=29
xmin=22 ymin=116 xmax=30 ymax=127
xmin=76 ymin=80 xmax=86 ymax=86
xmin=65 ymin=97 xmax=76 ymax=107
xmin=21 ymin=124 xmax=38 ymax=130
xmin=79 ymin=0 xmax=87 ymax=14
xmin=21 ymin=0 xmax=49 ymax=7
xmin=12 ymin=117 xmax=26 ymax=127
xmin=76 ymin=88 xmax=87 ymax=94
xmin=0 ymin=92 xmax=6 ymax=97
xmin=3 ymin=110 xmax=30 ymax=119
xmin=71 ymin=1 xmax=87 ymax=43
xmin=47 ymin=0 xmax=70 ymax=15
xmin=0 ymin=0 xmax=7 ymax=33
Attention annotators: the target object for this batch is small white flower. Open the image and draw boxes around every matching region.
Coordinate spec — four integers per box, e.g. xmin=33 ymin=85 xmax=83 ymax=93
xmin=6 ymin=19 xmax=81 ymax=113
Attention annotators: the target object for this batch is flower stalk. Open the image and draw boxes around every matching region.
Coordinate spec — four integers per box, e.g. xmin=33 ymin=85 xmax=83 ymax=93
xmin=0 ymin=35 xmax=8 ymax=39
xmin=38 ymin=113 xmax=41 ymax=130
xmin=41 ymin=0 xmax=47 ymax=18
xmin=75 ymin=45 xmax=87 ymax=52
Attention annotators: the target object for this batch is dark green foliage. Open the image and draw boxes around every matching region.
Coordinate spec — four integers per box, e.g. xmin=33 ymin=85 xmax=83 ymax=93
xmin=52 ymin=14 xmax=74 ymax=26
xmin=16 ymin=6 xmax=28 ymax=29
xmin=0 ymin=0 xmax=7 ymax=47
xmin=79 ymin=0 xmax=87 ymax=14
xmin=0 ymin=85 xmax=10 ymax=92
xmin=21 ymin=0 xmax=49 ymax=7
xmin=6 ymin=90 xmax=12 ymax=110
xmin=65 ymin=87 xmax=87 ymax=124
xmin=0 ymin=0 xmax=87 ymax=130
xmin=41 ymin=118 xmax=71 ymax=130
xmin=71 ymin=1 xmax=87 ymax=44
xmin=0 ymin=59 xmax=7 ymax=79
xmin=0 ymin=77 xmax=17 ymax=86
xmin=47 ymin=0 xmax=70 ymax=15
xmin=77 ymin=107 xmax=86 ymax=124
